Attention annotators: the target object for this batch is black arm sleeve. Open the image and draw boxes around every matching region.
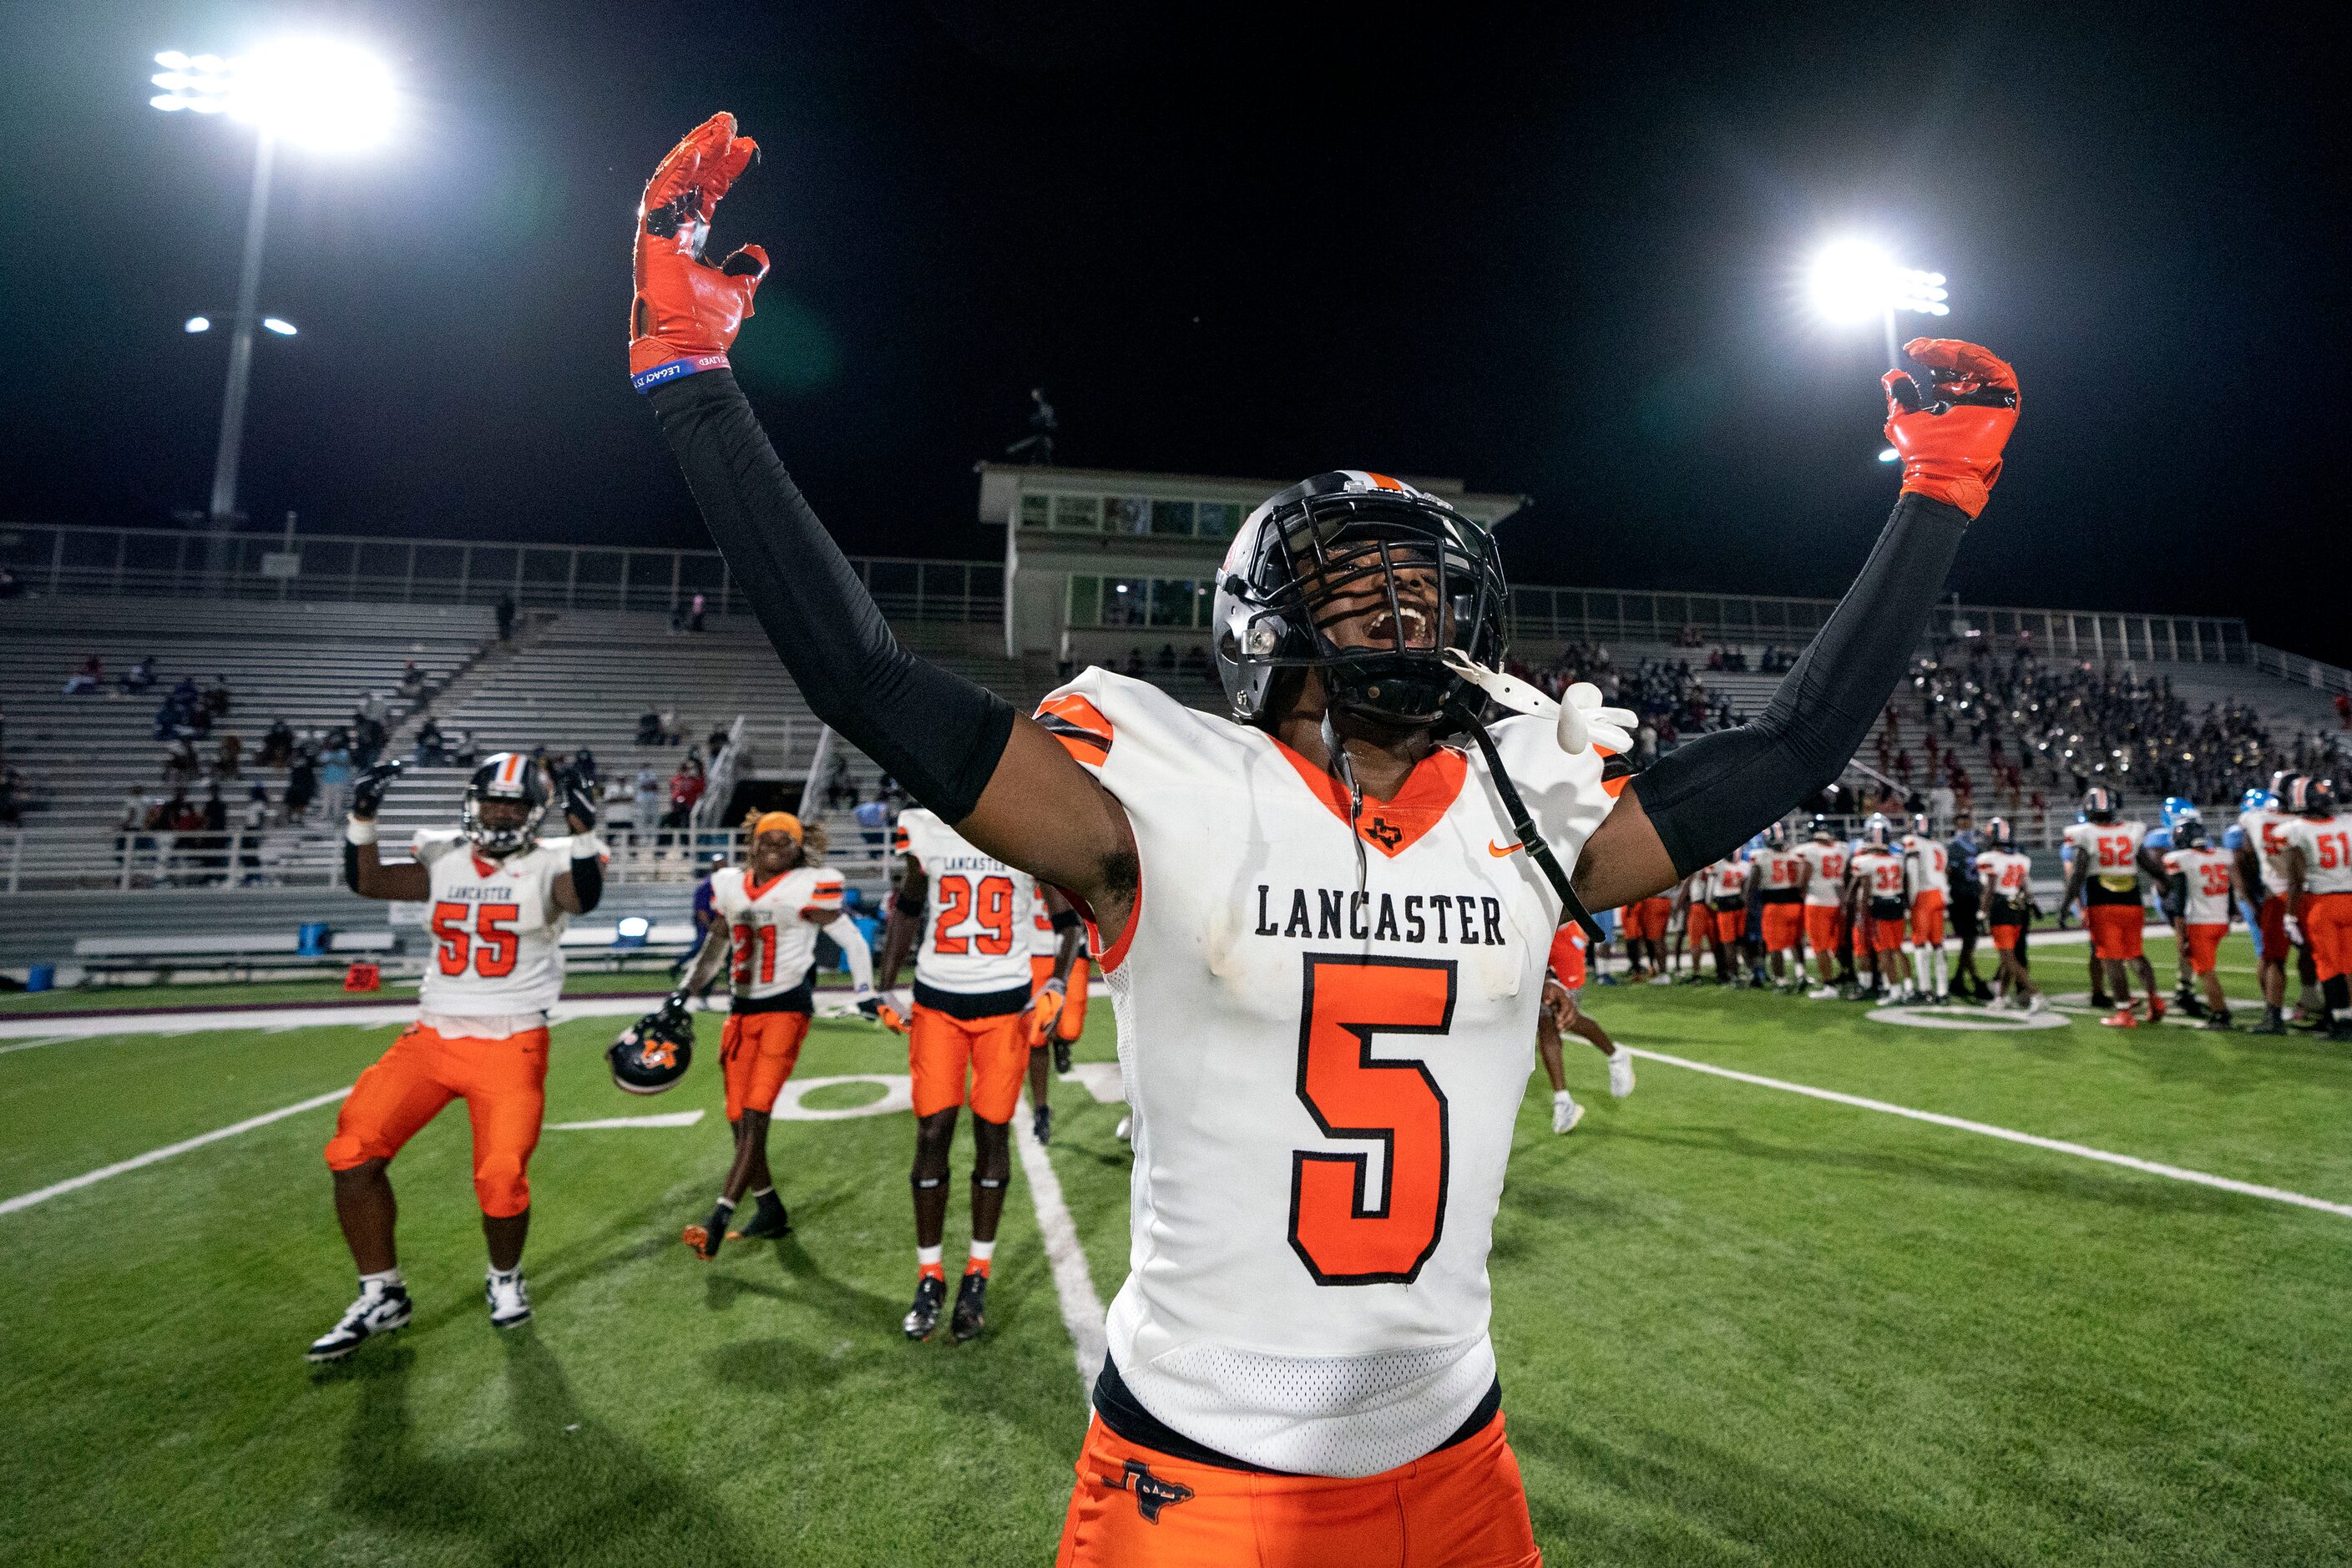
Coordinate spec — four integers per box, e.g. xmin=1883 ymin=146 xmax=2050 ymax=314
xmin=649 ymin=371 xmax=1015 ymax=823
xmin=1630 ymin=493 xmax=1970 ymax=875
xmin=569 ymin=851 xmax=604 ymax=914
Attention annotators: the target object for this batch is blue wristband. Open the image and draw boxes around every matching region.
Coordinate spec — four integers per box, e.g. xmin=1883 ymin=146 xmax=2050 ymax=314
xmin=631 ymin=352 xmax=731 ymax=394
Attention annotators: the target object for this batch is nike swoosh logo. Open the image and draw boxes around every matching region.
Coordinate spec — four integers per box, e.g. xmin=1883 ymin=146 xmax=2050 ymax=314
xmin=1489 ymin=840 xmax=1523 ymax=857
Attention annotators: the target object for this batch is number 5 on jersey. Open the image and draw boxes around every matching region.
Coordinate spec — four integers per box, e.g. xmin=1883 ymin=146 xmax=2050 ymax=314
xmin=1289 ymin=954 xmax=1454 ymax=1287
xmin=431 ymin=901 xmax=520 ymax=978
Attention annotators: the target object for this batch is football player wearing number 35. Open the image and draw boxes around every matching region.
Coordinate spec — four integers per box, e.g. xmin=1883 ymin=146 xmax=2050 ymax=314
xmin=306 ymin=752 xmax=604 ymax=1363
xmin=631 ymin=112 xmax=2019 ymax=1565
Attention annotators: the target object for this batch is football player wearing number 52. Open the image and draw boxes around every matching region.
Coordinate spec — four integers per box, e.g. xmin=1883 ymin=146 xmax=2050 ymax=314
xmin=631 ymin=111 xmax=2018 ymax=1565
xmin=306 ymin=752 xmax=604 ymax=1363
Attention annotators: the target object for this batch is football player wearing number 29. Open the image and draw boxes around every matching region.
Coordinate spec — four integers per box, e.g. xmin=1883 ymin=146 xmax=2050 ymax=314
xmin=631 ymin=113 xmax=2019 ymax=1565
xmin=307 ymin=753 xmax=606 ymax=1362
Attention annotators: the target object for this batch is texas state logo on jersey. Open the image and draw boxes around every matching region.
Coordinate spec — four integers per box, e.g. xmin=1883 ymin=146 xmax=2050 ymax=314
xmin=412 ymin=829 xmax=573 ymax=1017
xmin=894 ymin=808 xmax=1037 ymax=1001
xmin=711 ymin=863 xmax=844 ymax=1009
xmin=1034 ymin=668 xmax=1617 ymax=1479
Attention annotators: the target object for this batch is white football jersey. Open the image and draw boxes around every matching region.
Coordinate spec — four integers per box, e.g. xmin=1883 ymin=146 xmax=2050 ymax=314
xmin=2238 ymin=807 xmax=2295 ymax=897
xmin=1028 ymin=898 xmax=1060 ymax=959
xmin=1756 ymin=847 xmax=1808 ymax=897
xmin=413 ymin=830 xmax=572 ymax=1018
xmin=2064 ymin=820 xmax=2147 ymax=897
xmin=1977 ymin=847 xmax=2033 ymax=907
xmin=2284 ymin=815 xmax=2352 ymax=896
xmin=895 ymin=808 xmax=1037 ymax=1000
xmin=710 ymin=864 xmax=845 ymax=1005
xmin=2163 ymin=846 xmax=2237 ymax=924
xmin=1853 ymin=845 xmax=1908 ymax=903
xmin=1798 ymin=840 xmax=1849 ymax=906
xmin=1709 ymin=857 xmax=1750 ymax=903
xmin=1904 ymin=834 xmax=1949 ymax=897
xmin=1035 ymin=668 xmax=1616 ymax=1477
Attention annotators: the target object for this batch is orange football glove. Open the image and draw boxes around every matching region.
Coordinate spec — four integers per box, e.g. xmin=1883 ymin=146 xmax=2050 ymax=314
xmin=859 ymin=998 xmax=909 ymax=1036
xmin=1025 ymin=981 xmax=1066 ymax=1048
xmin=630 ymin=113 xmax=769 ymax=392
xmin=1880 ymin=338 xmax=2019 ymax=521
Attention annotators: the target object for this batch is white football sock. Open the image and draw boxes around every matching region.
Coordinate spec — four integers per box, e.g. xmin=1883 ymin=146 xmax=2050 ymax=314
xmin=359 ymin=1267 xmax=403 ymax=1293
xmin=916 ymin=1243 xmax=943 ymax=1271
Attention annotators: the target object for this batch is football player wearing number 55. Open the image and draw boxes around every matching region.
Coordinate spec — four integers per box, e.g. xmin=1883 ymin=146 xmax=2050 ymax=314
xmin=306 ymin=752 xmax=604 ymax=1363
xmin=631 ymin=111 xmax=2016 ymax=1565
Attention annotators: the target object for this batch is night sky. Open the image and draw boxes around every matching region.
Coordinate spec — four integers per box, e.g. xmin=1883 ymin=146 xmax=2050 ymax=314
xmin=3 ymin=3 xmax=2344 ymax=657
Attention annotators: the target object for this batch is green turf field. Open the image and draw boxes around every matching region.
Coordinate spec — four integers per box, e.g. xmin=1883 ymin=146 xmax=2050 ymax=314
xmin=3 ymin=933 xmax=2349 ymax=1565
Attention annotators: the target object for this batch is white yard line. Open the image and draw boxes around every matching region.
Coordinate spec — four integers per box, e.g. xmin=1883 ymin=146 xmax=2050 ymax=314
xmin=1625 ymin=1048 xmax=2352 ymax=1221
xmin=1016 ymin=1092 xmax=1108 ymax=1397
xmin=0 ymin=1034 xmax=78 ymax=1057
xmin=0 ymin=1086 xmax=352 ymax=1218
xmin=546 ymin=1109 xmax=706 ymax=1130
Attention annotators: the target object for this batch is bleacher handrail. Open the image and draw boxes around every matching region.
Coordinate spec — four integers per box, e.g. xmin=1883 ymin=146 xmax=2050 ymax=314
xmin=2249 ymin=642 xmax=2352 ymax=699
xmin=0 ymin=522 xmax=1001 ymax=625
xmin=691 ymin=716 xmax=748 ymax=829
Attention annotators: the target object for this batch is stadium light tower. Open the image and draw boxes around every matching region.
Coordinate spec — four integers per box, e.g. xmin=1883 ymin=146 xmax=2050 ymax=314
xmin=149 ymin=39 xmax=395 ymax=541
xmin=1807 ymin=239 xmax=1950 ymax=369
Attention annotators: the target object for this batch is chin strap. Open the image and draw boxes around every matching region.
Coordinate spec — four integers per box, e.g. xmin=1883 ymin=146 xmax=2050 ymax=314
xmin=1445 ymin=697 xmax=1606 ymax=943
xmin=1320 ymin=711 xmax=1371 ymax=896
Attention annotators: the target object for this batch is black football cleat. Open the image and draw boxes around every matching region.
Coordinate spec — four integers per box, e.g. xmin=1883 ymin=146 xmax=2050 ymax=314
xmin=730 ymin=1197 xmax=792 ymax=1242
xmin=903 ymin=1273 xmax=947 ymax=1341
xmin=1031 ymin=1105 xmax=1053 ymax=1146
xmin=951 ymin=1270 xmax=989 ymax=1343
xmin=2173 ymin=989 xmax=2206 ymax=1019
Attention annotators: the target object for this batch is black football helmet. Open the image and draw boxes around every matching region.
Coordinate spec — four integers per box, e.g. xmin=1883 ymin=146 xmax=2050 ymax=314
xmin=1763 ymin=821 xmax=1791 ymax=850
xmin=2294 ymin=776 xmax=2339 ymax=817
xmin=1862 ymin=812 xmax=1893 ymax=847
xmin=464 ymin=751 xmax=550 ymax=855
xmin=1985 ymin=815 xmax=2015 ymax=847
xmin=2174 ymin=817 xmax=2208 ymax=848
xmin=609 ymin=996 xmax=694 ymax=1095
xmin=1211 ymin=470 xmax=1508 ymax=728
xmin=2081 ymin=785 xmax=2117 ymax=823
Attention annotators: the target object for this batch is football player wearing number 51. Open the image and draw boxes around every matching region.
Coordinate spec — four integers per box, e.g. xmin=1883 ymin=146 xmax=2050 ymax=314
xmin=306 ymin=752 xmax=604 ymax=1362
xmin=630 ymin=111 xmax=2018 ymax=1565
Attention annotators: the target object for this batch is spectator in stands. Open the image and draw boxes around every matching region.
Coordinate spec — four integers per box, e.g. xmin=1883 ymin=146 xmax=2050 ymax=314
xmin=119 ymin=655 xmax=157 ymax=695
xmin=284 ymin=749 xmax=317 ymax=822
xmin=1124 ymin=647 xmax=1146 ymax=676
xmin=2336 ymin=692 xmax=2350 ymax=731
xmin=204 ymin=675 xmax=231 ymax=718
xmin=453 ymin=728 xmax=480 ymax=766
xmin=660 ymin=705 xmax=682 ymax=745
xmin=496 ymin=592 xmax=516 ymax=644
xmin=63 ymin=654 xmax=102 ymax=695
xmin=412 ymin=718 xmax=446 ymax=764
xmin=705 ymin=725 xmax=729 ymax=760
xmin=0 ymin=761 xmax=21 ymax=827
xmin=823 ymin=754 xmax=854 ymax=811
xmin=316 ymin=736 xmax=355 ymax=821
xmin=0 ymin=565 xmax=19 ymax=598
xmin=259 ymin=717 xmax=294 ymax=768
xmin=239 ymin=782 xmax=270 ymax=882
xmin=853 ymin=792 xmax=889 ymax=852
xmin=571 ymin=745 xmax=599 ymax=785
xmin=601 ymin=776 xmax=635 ymax=842
xmin=399 ymin=660 xmax=427 ymax=700
xmin=162 ymin=736 xmax=199 ymax=787
xmin=352 ymin=713 xmax=387 ymax=766
xmin=216 ymin=731 xmax=242 ymax=780
xmin=633 ymin=764 xmax=661 ymax=838
xmin=662 ymin=760 xmax=706 ymax=842
xmin=690 ymin=590 xmax=708 ymax=632
xmin=636 ymin=706 xmax=664 ymax=746
xmin=356 ymin=690 xmax=383 ymax=726
xmin=1181 ymin=644 xmax=1211 ymax=685
xmin=1157 ymin=643 xmax=1177 ymax=671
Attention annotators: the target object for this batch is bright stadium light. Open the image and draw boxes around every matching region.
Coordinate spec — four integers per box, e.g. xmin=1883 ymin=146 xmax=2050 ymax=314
xmin=148 ymin=38 xmax=396 ymax=569
xmin=184 ymin=315 xmax=211 ymax=333
xmin=1877 ymin=448 xmax=1899 ymax=463
xmin=1808 ymin=236 xmax=1955 ymax=388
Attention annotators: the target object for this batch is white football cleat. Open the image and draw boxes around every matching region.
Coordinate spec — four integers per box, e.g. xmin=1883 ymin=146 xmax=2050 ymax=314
xmin=1807 ymin=984 xmax=1839 ymax=1000
xmin=1608 ymin=1051 xmax=1635 ymax=1100
xmin=1115 ymin=1115 xmax=1132 ymax=1141
xmin=1551 ymin=1092 xmax=1583 ymax=1134
xmin=306 ymin=1282 xmax=412 ymax=1363
xmin=485 ymin=1269 xmax=532 ymax=1330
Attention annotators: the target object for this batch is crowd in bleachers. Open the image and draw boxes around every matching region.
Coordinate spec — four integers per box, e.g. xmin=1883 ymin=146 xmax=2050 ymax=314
xmin=1904 ymin=640 xmax=2348 ymax=813
xmin=1505 ymin=641 xmax=1752 ymax=765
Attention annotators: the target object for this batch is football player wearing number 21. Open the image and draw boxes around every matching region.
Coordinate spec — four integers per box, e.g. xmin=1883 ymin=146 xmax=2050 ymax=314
xmin=631 ymin=114 xmax=2020 ymax=1565
xmin=308 ymin=753 xmax=606 ymax=1362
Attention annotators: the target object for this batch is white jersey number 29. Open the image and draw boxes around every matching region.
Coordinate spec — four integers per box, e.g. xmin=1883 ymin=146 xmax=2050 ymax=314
xmin=1288 ymin=954 xmax=1454 ymax=1287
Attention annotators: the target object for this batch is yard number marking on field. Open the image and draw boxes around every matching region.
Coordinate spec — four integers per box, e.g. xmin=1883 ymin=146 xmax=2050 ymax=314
xmin=0 ymin=1086 xmax=352 ymax=1218
xmin=1626 ymin=1047 xmax=2352 ymax=1221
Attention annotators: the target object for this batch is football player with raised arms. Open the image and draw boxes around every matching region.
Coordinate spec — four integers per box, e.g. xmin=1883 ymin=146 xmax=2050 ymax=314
xmin=628 ymin=113 xmax=2017 ymax=1564
xmin=307 ymin=753 xmax=604 ymax=1361
xmin=670 ymin=811 xmax=879 ymax=1257
xmin=877 ymin=807 xmax=1044 ymax=1342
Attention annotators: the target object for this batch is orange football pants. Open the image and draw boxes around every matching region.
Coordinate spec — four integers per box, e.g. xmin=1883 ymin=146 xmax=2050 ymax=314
xmin=1685 ymin=905 xmax=1714 ymax=945
xmin=910 ymin=1004 xmax=1029 ymax=1122
xmin=1909 ymin=890 xmax=1946 ymax=948
xmin=325 ymin=1023 xmax=548 ymax=1217
xmin=2182 ymin=922 xmax=2228 ymax=976
xmin=1030 ymin=954 xmax=1090 ymax=1041
xmin=1631 ymin=897 xmax=1672 ymax=943
xmin=2302 ymin=892 xmax=2352 ymax=982
xmin=1711 ymin=905 xmax=1747 ymax=944
xmin=721 ymin=1010 xmax=812 ymax=1121
xmin=2086 ymin=903 xmax=2146 ymax=961
xmin=1805 ymin=904 xmax=1845 ymax=952
xmin=1055 ymin=1413 xmax=1541 ymax=1568
xmin=1761 ymin=903 xmax=1803 ymax=952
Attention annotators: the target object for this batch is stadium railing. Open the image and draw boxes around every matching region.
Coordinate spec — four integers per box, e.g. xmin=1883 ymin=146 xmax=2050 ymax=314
xmin=0 ymin=824 xmax=896 ymax=898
